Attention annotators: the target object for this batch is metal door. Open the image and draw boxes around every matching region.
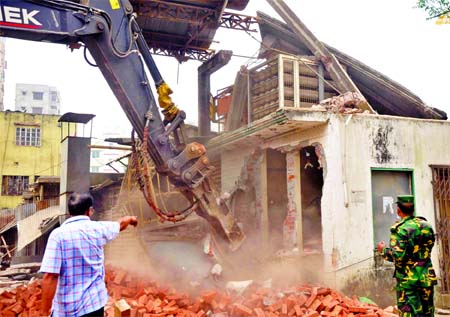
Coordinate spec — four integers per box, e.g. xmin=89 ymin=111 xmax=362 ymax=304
xmin=431 ymin=165 xmax=450 ymax=293
xmin=371 ymin=170 xmax=413 ymax=245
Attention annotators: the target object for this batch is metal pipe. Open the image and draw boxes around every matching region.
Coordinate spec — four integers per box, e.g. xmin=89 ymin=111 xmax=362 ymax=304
xmin=88 ymin=145 xmax=131 ymax=151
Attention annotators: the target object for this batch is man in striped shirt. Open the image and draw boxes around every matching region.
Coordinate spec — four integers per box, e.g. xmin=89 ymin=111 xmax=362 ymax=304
xmin=40 ymin=192 xmax=138 ymax=317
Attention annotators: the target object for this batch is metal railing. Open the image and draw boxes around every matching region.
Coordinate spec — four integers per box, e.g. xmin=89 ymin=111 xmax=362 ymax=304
xmin=0 ymin=197 xmax=60 ymax=233
xmin=431 ymin=165 xmax=450 ymax=293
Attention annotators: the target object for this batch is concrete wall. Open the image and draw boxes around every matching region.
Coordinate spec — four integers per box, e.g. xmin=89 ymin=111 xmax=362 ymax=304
xmin=334 ymin=114 xmax=449 ymax=297
xmin=221 ymin=146 xmax=254 ymax=193
xmin=0 ymin=111 xmax=65 ymax=209
xmin=218 ymin=111 xmax=450 ymax=304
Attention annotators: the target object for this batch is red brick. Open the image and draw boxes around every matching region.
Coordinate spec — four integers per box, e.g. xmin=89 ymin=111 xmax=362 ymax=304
xmin=234 ymin=303 xmax=253 ymax=316
xmin=254 ymin=307 xmax=265 ymax=317
xmin=281 ymin=303 xmax=288 ymax=315
xmin=348 ymin=306 xmax=368 ymax=313
xmin=201 ymin=291 xmax=217 ymax=304
xmin=304 ymin=292 xmax=317 ymax=308
xmin=114 ymin=270 xmax=127 ymax=285
xmin=294 ymin=305 xmax=302 ymax=316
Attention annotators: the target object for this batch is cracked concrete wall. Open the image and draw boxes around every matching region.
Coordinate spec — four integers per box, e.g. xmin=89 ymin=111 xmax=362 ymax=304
xmin=221 ymin=147 xmax=254 ymax=194
xmin=321 ymin=114 xmax=450 ymax=307
xmin=219 ymin=112 xmax=450 ymax=302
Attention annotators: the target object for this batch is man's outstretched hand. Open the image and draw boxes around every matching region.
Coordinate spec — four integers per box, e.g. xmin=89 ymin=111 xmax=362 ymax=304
xmin=129 ymin=216 xmax=138 ymax=227
xmin=118 ymin=216 xmax=139 ymax=231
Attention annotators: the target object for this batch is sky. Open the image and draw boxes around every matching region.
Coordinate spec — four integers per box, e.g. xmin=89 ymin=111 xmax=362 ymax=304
xmin=3 ymin=0 xmax=450 ymax=138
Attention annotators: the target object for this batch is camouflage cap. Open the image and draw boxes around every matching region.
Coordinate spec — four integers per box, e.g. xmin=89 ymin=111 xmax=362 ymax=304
xmin=396 ymin=195 xmax=414 ymax=204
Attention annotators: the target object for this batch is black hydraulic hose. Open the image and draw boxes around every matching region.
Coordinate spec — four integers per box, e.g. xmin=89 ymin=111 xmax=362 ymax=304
xmin=131 ymin=20 xmax=164 ymax=87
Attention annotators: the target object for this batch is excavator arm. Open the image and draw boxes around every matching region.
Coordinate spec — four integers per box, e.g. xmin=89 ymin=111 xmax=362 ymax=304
xmin=0 ymin=0 xmax=244 ymax=250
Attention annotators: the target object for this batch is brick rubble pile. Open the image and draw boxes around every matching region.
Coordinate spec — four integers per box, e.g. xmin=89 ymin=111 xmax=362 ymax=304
xmin=0 ymin=266 xmax=397 ymax=317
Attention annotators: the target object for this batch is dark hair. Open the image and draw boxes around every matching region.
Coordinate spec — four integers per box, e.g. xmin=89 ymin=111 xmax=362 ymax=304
xmin=68 ymin=192 xmax=93 ymax=216
xmin=397 ymin=202 xmax=414 ymax=215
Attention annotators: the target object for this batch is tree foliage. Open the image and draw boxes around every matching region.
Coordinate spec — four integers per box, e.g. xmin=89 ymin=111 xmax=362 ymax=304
xmin=416 ymin=0 xmax=450 ymax=18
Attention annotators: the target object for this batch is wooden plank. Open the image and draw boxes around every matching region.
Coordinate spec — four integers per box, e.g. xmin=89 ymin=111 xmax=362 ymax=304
xmin=260 ymin=151 xmax=269 ymax=248
xmin=225 ymin=70 xmax=249 ymax=131
xmin=266 ymin=0 xmax=374 ymax=113
xmin=1 ymin=236 xmax=11 ymax=258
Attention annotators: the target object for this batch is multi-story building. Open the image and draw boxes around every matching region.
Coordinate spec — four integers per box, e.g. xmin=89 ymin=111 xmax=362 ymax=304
xmin=0 ymin=111 xmax=66 ymax=209
xmin=90 ymin=127 xmax=130 ymax=174
xmin=15 ymin=83 xmax=61 ymax=115
xmin=0 ymin=39 xmax=5 ymax=111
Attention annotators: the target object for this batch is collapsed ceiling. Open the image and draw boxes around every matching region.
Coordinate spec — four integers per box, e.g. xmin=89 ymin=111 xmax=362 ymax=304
xmin=257 ymin=11 xmax=447 ymax=120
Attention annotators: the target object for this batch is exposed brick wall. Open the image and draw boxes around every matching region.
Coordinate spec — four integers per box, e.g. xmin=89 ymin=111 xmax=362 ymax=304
xmin=95 ymin=182 xmax=154 ymax=272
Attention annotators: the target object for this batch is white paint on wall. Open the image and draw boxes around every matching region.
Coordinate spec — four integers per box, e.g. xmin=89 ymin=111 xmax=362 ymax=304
xmin=218 ymin=111 xmax=450 ymax=291
xmin=220 ymin=146 xmax=254 ymax=194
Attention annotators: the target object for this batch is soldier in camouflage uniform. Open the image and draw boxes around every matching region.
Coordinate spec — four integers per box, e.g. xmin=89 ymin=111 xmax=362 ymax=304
xmin=377 ymin=195 xmax=437 ymax=317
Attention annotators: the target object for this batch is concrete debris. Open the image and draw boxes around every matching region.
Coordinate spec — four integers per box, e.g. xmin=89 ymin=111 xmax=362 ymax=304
xmin=114 ymin=298 xmax=131 ymax=316
xmin=210 ymin=264 xmax=223 ymax=280
xmin=225 ymin=280 xmax=253 ymax=296
xmin=0 ymin=266 xmax=400 ymax=316
xmin=313 ymin=92 xmax=370 ymax=114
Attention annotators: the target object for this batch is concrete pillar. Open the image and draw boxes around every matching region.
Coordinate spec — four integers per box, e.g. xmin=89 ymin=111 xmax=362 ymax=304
xmin=198 ymin=51 xmax=232 ymax=137
xmin=60 ymin=137 xmax=91 ymax=214
xmin=285 ymin=151 xmax=303 ymax=251
xmin=259 ymin=150 xmax=269 ymax=247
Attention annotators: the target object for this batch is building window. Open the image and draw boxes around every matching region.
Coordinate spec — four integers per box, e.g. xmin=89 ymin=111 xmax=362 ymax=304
xmin=91 ymin=166 xmax=99 ymax=173
xmin=32 ymin=91 xmax=44 ymax=100
xmin=91 ymin=150 xmax=100 ymax=158
xmin=15 ymin=127 xmax=41 ymax=146
xmin=50 ymin=91 xmax=58 ymax=102
xmin=1 ymin=176 xmax=29 ymax=196
xmin=21 ymin=91 xmax=27 ymax=96
xmin=32 ymin=107 xmax=43 ymax=114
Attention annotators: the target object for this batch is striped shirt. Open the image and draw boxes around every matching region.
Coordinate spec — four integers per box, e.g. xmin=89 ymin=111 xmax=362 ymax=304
xmin=40 ymin=216 xmax=120 ymax=317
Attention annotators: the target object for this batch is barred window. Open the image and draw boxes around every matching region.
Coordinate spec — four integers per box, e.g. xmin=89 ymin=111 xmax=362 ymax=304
xmin=1 ymin=176 xmax=29 ymax=196
xmin=15 ymin=127 xmax=41 ymax=146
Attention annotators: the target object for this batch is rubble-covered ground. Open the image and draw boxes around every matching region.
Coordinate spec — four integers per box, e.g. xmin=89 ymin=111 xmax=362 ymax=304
xmin=0 ymin=266 xmax=399 ymax=317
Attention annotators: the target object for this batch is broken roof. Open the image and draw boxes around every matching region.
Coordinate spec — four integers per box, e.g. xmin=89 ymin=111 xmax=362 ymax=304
xmin=131 ymin=0 xmax=250 ymax=62
xmin=257 ymin=11 xmax=447 ymax=120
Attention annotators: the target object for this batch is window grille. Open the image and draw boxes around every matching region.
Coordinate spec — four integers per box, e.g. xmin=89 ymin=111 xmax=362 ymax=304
xmin=15 ymin=127 xmax=41 ymax=146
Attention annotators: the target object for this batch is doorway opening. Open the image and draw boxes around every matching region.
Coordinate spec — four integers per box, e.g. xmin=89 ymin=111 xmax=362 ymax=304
xmin=267 ymin=149 xmax=288 ymax=253
xmin=300 ymin=146 xmax=323 ymax=253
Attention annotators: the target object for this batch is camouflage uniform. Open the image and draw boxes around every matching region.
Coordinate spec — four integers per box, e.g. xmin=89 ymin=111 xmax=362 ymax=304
xmin=382 ymin=215 xmax=437 ymax=317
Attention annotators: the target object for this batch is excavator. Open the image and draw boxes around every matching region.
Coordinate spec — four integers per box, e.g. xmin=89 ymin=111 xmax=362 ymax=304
xmin=0 ymin=0 xmax=245 ymax=251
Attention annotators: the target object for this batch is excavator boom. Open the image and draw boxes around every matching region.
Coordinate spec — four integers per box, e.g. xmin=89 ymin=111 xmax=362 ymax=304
xmin=0 ymin=0 xmax=244 ymax=250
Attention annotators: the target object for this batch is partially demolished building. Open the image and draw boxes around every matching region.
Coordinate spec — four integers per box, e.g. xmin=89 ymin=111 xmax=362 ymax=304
xmin=207 ymin=6 xmax=450 ymax=305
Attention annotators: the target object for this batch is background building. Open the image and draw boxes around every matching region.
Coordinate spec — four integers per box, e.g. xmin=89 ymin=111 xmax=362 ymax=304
xmin=0 ymin=111 xmax=65 ymax=209
xmin=15 ymin=83 xmax=61 ymax=115
xmin=89 ymin=124 xmax=131 ymax=174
